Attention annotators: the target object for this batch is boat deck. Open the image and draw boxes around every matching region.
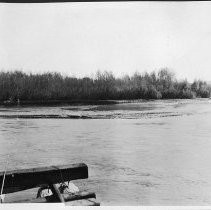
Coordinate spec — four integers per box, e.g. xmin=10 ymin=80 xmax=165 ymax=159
xmin=0 ymin=163 xmax=100 ymax=206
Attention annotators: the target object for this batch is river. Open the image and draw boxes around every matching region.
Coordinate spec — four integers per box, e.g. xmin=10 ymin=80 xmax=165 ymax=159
xmin=0 ymin=99 xmax=211 ymax=205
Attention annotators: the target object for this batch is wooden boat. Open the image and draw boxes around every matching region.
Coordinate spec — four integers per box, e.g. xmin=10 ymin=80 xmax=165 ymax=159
xmin=0 ymin=163 xmax=100 ymax=205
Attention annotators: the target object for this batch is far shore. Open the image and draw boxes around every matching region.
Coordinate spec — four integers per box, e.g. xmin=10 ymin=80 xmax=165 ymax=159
xmin=0 ymin=99 xmax=150 ymax=107
xmin=0 ymin=98 xmax=209 ymax=107
xmin=0 ymin=70 xmax=210 ymax=105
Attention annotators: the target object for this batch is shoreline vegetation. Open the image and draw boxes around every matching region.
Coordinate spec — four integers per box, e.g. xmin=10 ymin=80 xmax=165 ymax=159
xmin=0 ymin=68 xmax=210 ymax=106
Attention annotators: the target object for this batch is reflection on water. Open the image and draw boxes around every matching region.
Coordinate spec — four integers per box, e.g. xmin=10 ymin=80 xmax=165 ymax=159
xmin=0 ymin=99 xmax=211 ymax=205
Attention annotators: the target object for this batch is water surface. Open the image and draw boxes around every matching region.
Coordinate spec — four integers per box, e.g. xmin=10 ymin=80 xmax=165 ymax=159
xmin=0 ymin=99 xmax=211 ymax=205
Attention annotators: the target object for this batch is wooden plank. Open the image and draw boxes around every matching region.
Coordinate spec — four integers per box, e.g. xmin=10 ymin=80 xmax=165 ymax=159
xmin=0 ymin=163 xmax=88 ymax=194
xmin=13 ymin=197 xmax=100 ymax=206
xmin=7 ymin=197 xmax=47 ymax=203
xmin=8 ymin=191 xmax=96 ymax=203
xmin=63 ymin=191 xmax=96 ymax=202
xmin=65 ymin=198 xmax=100 ymax=206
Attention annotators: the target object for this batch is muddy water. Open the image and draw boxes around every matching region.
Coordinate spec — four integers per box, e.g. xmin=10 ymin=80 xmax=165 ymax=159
xmin=0 ymin=99 xmax=211 ymax=205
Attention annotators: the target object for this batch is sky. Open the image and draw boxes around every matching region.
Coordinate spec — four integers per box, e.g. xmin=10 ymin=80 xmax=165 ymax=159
xmin=0 ymin=2 xmax=211 ymax=82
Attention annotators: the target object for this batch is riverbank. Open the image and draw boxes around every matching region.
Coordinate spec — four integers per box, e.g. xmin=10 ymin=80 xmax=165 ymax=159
xmin=0 ymin=99 xmax=119 ymax=106
xmin=0 ymin=97 xmax=209 ymax=107
xmin=0 ymin=98 xmax=209 ymax=119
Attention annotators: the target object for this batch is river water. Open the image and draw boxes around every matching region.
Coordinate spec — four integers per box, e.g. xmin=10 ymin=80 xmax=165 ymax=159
xmin=0 ymin=99 xmax=211 ymax=205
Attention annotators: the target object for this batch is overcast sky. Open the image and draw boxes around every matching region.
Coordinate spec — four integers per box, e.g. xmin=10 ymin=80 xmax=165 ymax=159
xmin=0 ymin=2 xmax=211 ymax=81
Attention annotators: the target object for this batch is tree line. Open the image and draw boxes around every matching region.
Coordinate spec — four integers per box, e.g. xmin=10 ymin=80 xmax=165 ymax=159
xmin=0 ymin=68 xmax=210 ymax=103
